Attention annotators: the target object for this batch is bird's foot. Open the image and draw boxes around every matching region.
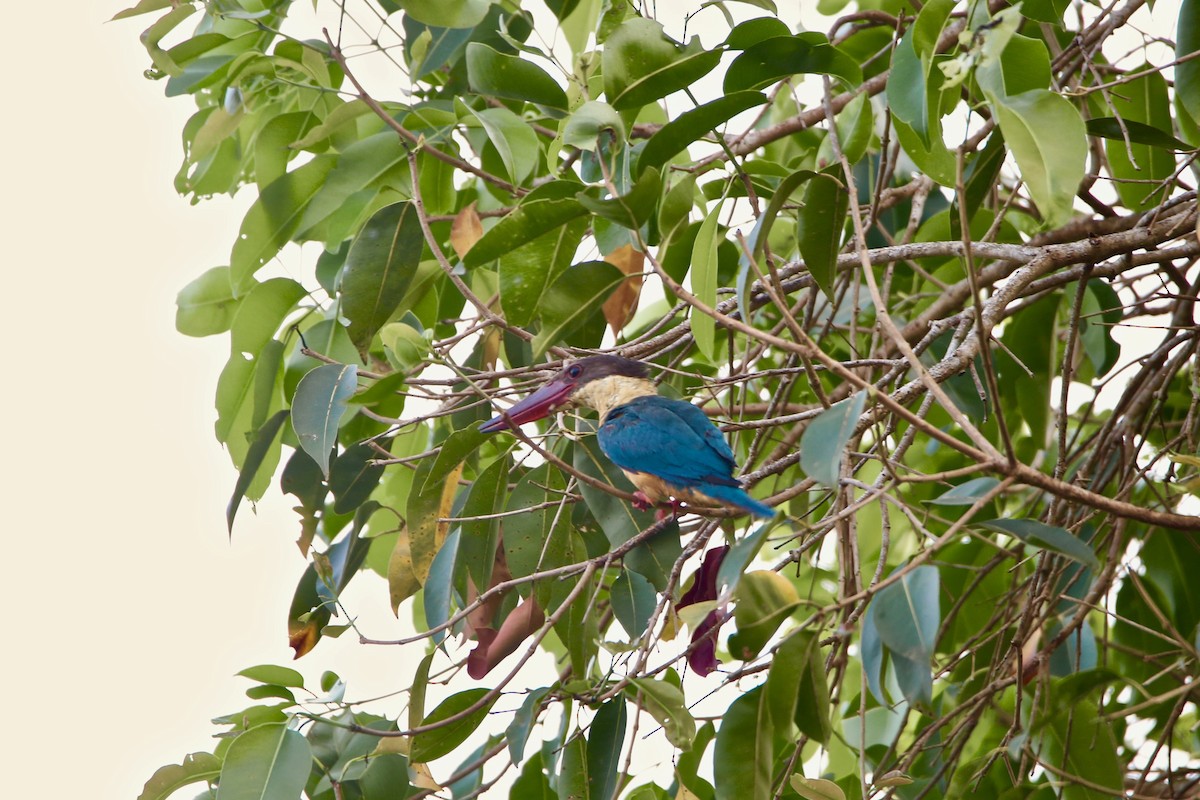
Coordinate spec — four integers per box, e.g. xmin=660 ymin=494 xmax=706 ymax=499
xmin=654 ymin=499 xmax=685 ymax=522
xmin=631 ymin=491 xmax=655 ymax=512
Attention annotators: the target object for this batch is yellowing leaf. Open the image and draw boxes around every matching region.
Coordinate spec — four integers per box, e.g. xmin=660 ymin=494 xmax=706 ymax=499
xmin=388 ymin=527 xmax=420 ymax=615
xmin=410 ymin=762 xmax=441 ymax=791
xmin=451 ymin=202 xmax=484 ymax=259
xmin=790 ymin=775 xmax=847 ymax=800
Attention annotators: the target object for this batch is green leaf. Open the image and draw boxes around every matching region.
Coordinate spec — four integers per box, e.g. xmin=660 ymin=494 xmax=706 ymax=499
xmin=457 ymin=455 xmax=508 ymax=591
xmin=227 ymin=409 xmax=289 ymax=532
xmin=503 ymin=465 xmax=570 ymax=585
xmin=359 ymin=754 xmax=411 ymax=799
xmin=466 ymin=43 xmax=568 ymax=111
xmin=532 ymin=260 xmax=624 ymax=356
xmin=506 ymin=687 xmax=550 ymax=764
xmin=138 ymin=3 xmax=197 ymax=75
xmin=214 ymin=278 xmax=307 ymax=447
xmin=1177 ymin=0 xmax=1200 ymax=124
xmin=290 ymin=99 xmax=372 ymax=150
xmin=728 ymin=570 xmax=800 ymax=660
xmin=379 ymin=321 xmax=429 ymax=371
xmin=865 ymin=565 xmax=939 ymax=707
xmin=237 ymin=664 xmax=306 ymax=688
xmin=887 ymin=30 xmax=930 ymax=144
xmin=1095 ymin=68 xmax=1180 ymax=212
xmin=511 ymin=751 xmax=555 ymax=799
xmin=328 ymin=442 xmax=386 ymax=515
xmin=603 ymin=18 xmax=722 ymax=110
xmin=575 ymin=167 xmax=662 ymax=229
xmin=424 ymin=527 xmax=460 ymax=643
xmin=464 ymin=189 xmax=589 ymax=266
xmin=557 ymin=734 xmax=590 ymax=800
xmin=636 ymin=91 xmax=767 ymax=177
xmin=1022 ymin=0 xmax=1070 ymax=22
xmin=690 ymin=204 xmax=721 ymax=360
xmin=469 ymin=106 xmax=540 ymax=185
xmin=610 ymin=569 xmax=658 ymax=640
xmin=716 ymin=522 xmax=770 ymax=596
xmin=926 ymin=477 xmax=1001 ymax=506
xmin=979 ymin=518 xmax=1101 ymax=570
xmin=138 ymin=753 xmax=222 ymax=800
xmin=873 ymin=565 xmax=940 ymax=662
xmin=112 ymin=0 xmax=172 ymax=20
xmin=410 ymin=688 xmax=497 ymax=762
xmin=176 ymin=266 xmax=240 ymax=337
xmin=341 ymin=202 xmax=425 ymax=355
xmin=816 ymin=91 xmax=873 ymax=166
xmin=561 ymin=101 xmax=626 ymax=151
xmin=713 ymin=687 xmax=772 ymax=800
xmin=891 ymin=116 xmax=957 ymax=185
xmin=1038 ymin=700 xmax=1123 ymax=800
xmin=215 ymin=723 xmax=312 ymax=800
xmin=768 ymin=630 xmax=831 ymax=744
xmin=500 ymin=214 xmax=589 ymax=329
xmin=976 ymin=32 xmax=1051 ymax=98
xmin=800 ymin=392 xmax=864 ymax=487
xmin=725 ymin=17 xmax=791 ymax=49
xmin=296 ymin=133 xmax=412 ymax=239
xmin=423 ymin=425 xmax=487 ymax=495
xmin=396 ymin=0 xmax=492 ymax=28
xmin=1080 ymin=279 xmax=1122 ymax=378
xmin=724 ymin=34 xmax=861 ymax=93
xmin=230 ymin=156 xmax=335 ymax=294
xmin=252 ymin=339 xmax=286 ymax=432
xmin=659 ymin=173 xmax=698 ymax=241
xmin=796 ymin=170 xmax=848 ymax=301
xmin=586 ymin=698 xmax=626 ymax=800
xmin=625 ymin=677 xmax=696 ymax=750
xmin=737 ymin=168 xmax=817 ymax=315
xmin=291 ymin=363 xmax=358 ymax=477
xmin=951 ymin=131 xmax=1007 ymax=238
xmin=1090 ymin=117 xmax=1192 ymax=152
xmin=987 ymin=89 xmax=1087 ymax=228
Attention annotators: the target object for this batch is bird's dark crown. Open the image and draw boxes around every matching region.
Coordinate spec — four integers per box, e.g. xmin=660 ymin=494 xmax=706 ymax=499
xmin=562 ymin=355 xmax=651 ymax=384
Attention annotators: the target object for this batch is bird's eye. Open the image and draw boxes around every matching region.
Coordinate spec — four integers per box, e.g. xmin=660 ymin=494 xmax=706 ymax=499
xmin=567 ymin=365 xmax=582 ymax=379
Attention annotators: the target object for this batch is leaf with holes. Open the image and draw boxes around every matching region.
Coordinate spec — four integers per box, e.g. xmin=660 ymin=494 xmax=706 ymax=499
xmin=291 ymin=363 xmax=358 ymax=478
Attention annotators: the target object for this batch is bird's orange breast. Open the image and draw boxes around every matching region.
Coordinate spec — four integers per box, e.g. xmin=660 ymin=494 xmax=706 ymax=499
xmin=621 ymin=469 xmax=723 ymax=509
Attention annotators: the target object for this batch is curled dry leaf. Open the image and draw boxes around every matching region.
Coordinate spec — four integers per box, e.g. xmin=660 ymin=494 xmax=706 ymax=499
xmin=602 ymin=244 xmax=645 ymax=335
xmin=450 ymin=202 xmax=484 ymax=260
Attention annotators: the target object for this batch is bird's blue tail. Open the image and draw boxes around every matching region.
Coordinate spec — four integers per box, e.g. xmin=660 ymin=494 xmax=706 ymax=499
xmin=701 ymin=483 xmax=775 ymax=518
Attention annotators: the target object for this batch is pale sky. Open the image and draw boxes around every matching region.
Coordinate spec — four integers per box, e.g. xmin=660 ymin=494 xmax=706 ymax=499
xmin=5 ymin=7 xmax=411 ymax=797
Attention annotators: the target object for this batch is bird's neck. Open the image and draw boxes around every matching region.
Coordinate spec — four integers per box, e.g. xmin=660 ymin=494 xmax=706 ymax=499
xmin=574 ymin=375 xmax=657 ymax=420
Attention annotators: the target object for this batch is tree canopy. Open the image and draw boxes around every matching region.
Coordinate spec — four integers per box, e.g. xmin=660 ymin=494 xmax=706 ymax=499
xmin=123 ymin=0 xmax=1200 ymax=798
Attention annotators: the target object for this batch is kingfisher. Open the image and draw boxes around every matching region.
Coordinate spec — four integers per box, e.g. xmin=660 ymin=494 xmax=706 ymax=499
xmin=480 ymin=355 xmax=774 ymax=518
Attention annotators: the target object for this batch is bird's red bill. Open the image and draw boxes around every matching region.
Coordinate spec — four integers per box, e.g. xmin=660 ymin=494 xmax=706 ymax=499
xmin=480 ymin=378 xmax=574 ymax=432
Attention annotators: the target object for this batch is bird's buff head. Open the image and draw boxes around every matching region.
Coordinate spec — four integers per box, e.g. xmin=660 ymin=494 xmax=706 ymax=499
xmin=480 ymin=355 xmax=650 ymax=433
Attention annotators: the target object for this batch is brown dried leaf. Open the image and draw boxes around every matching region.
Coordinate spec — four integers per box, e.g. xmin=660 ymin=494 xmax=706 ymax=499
xmin=602 ymin=244 xmax=644 ymax=335
xmin=450 ymin=202 xmax=484 ymax=259
xmin=467 ymin=597 xmax=545 ymax=679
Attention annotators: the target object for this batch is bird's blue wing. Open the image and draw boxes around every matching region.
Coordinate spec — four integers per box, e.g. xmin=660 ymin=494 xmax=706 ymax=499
xmin=661 ymin=396 xmax=737 ymax=466
xmin=598 ymin=396 xmax=739 ymax=489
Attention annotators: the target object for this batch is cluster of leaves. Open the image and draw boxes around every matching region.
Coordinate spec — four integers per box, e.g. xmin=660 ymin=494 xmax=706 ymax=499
xmin=122 ymin=0 xmax=1200 ymax=798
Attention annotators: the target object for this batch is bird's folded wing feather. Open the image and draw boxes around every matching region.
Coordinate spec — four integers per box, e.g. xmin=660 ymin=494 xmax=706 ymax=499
xmin=598 ymin=396 xmax=740 ymax=488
